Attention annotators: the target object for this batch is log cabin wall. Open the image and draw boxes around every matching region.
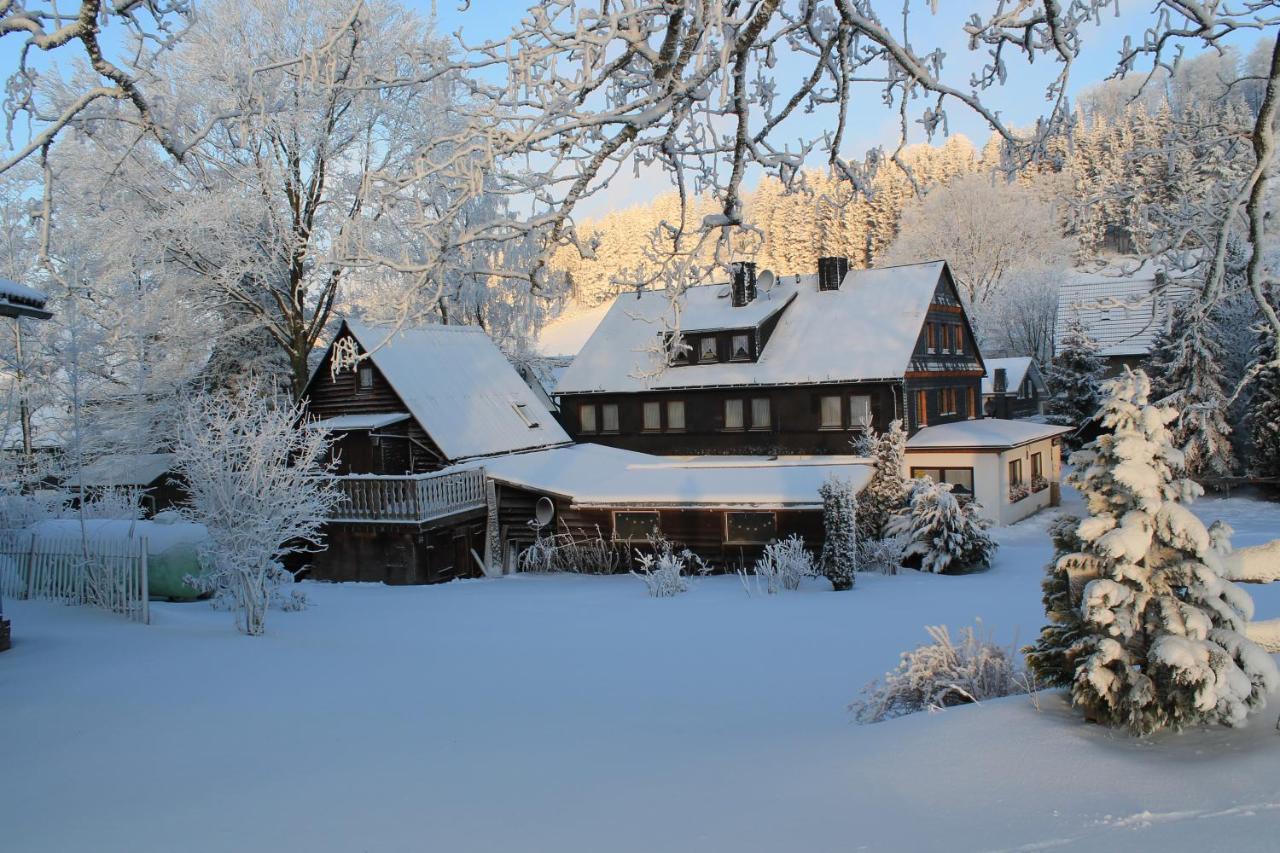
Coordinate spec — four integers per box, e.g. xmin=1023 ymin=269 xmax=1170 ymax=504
xmin=557 ymin=382 xmax=902 ymax=456
xmin=902 ymin=269 xmax=985 ymax=433
xmin=309 ymin=515 xmax=485 ymax=584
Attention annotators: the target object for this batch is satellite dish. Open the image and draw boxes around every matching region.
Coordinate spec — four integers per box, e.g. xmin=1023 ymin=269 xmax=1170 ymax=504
xmin=534 ymin=495 xmax=556 ymax=528
xmin=757 ymin=270 xmax=776 ymax=293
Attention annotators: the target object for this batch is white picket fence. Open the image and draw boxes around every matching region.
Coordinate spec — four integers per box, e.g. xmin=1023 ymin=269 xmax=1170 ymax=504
xmin=0 ymin=532 xmax=150 ymax=624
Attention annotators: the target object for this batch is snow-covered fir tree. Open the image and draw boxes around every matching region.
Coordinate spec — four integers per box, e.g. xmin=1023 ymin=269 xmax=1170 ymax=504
xmin=819 ymin=477 xmax=857 ymax=591
xmin=1148 ymin=302 xmax=1235 ymax=480
xmin=1027 ymin=370 xmax=1277 ymax=735
xmin=1044 ymin=317 xmax=1106 ymax=446
xmin=1244 ymin=321 xmax=1280 ymax=479
xmin=855 ymin=419 xmax=910 ymax=540
xmin=887 ymin=479 xmax=996 ymax=574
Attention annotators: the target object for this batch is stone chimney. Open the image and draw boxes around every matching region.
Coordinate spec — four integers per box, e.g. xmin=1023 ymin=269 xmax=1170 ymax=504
xmin=993 ymin=368 xmax=1008 ymax=394
xmin=731 ymin=262 xmax=757 ymax=307
xmin=818 ymin=256 xmax=850 ymax=291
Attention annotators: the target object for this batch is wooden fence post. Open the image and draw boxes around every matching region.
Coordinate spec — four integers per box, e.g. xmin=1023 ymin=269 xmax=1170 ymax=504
xmin=24 ymin=534 xmax=37 ymax=600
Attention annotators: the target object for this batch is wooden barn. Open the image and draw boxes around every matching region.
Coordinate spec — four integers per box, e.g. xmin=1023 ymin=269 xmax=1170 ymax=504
xmin=301 ymin=320 xmax=572 ymax=584
xmin=553 ymin=259 xmax=986 ymax=454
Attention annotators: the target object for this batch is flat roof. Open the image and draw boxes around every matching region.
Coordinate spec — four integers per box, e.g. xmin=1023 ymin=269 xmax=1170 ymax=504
xmin=907 ymin=419 xmax=1071 ymax=451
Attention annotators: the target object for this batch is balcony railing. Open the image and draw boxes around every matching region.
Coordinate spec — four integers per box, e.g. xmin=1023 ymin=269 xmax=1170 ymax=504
xmin=328 ymin=467 xmax=487 ymax=524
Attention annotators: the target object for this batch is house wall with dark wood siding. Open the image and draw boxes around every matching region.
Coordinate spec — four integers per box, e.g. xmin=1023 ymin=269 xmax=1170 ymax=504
xmin=557 ymin=382 xmax=903 ymax=455
xmin=308 ymin=514 xmax=486 ymax=584
xmin=902 ymin=269 xmax=985 ymax=432
xmin=496 ymin=484 xmax=826 ymax=571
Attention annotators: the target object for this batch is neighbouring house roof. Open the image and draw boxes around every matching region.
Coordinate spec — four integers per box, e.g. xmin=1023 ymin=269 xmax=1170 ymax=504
xmin=1054 ymin=271 xmax=1197 ymax=358
xmin=342 ymin=320 xmax=572 ymax=461
xmin=535 ymin=304 xmax=613 ymax=358
xmin=479 ymin=443 xmax=874 ymax=508
xmin=67 ymin=453 xmax=177 ymax=488
xmin=907 ymin=419 xmax=1071 ymax=451
xmin=981 ymin=357 xmax=1038 ymax=396
xmin=311 ymin=412 xmax=411 ymax=431
xmin=555 ymin=261 xmax=952 ymax=394
xmin=0 ymin=278 xmax=51 ymax=320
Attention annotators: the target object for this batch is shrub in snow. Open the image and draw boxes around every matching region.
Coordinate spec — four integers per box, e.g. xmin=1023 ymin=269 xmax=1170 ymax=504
xmin=1026 ymin=369 xmax=1279 ymax=735
xmin=851 ymin=623 xmax=1032 ymax=723
xmin=752 ymin=534 xmax=817 ymax=593
xmin=888 ymin=478 xmax=996 ymax=574
xmin=1044 ymin=317 xmax=1105 ymax=447
xmin=855 ymin=419 xmax=910 ymax=540
xmin=79 ymin=487 xmax=145 ymax=520
xmin=172 ymin=380 xmax=340 ymax=635
xmin=856 ymin=536 xmax=904 ymax=575
xmin=631 ymin=540 xmax=690 ymax=598
xmin=819 ymin=476 xmax=857 ymax=591
xmin=518 ymin=526 xmax=627 ymax=574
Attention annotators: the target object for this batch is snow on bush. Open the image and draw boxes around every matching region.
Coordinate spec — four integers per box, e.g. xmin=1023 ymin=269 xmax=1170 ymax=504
xmin=172 ymin=380 xmax=340 ymax=635
xmin=851 ymin=623 xmax=1032 ymax=723
xmin=751 ymin=534 xmax=816 ymax=593
xmin=819 ymin=476 xmax=857 ymax=591
xmin=79 ymin=487 xmax=146 ymax=520
xmin=1026 ymin=369 xmax=1279 ymax=735
xmin=518 ymin=526 xmax=627 ymax=574
xmin=856 ymin=536 xmax=904 ymax=575
xmin=631 ymin=541 xmax=690 ymax=598
xmin=888 ymin=478 xmax=996 ymax=574
xmin=854 ymin=419 xmax=909 ymax=539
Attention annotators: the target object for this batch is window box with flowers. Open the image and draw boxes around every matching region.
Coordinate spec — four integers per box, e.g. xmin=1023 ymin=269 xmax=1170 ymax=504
xmin=1008 ymin=482 xmax=1032 ymax=504
xmin=1030 ymin=474 xmax=1049 ymax=494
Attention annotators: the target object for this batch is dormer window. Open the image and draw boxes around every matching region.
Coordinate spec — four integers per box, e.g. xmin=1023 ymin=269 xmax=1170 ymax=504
xmin=731 ymin=333 xmax=750 ymax=361
xmin=699 ymin=337 xmax=718 ymax=363
xmin=669 ymin=334 xmax=690 ymax=365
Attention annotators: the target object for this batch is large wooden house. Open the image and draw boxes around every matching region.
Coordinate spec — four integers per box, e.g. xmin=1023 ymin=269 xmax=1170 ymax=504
xmin=301 ymin=320 xmax=571 ymax=584
xmin=554 ymin=259 xmax=985 ymax=454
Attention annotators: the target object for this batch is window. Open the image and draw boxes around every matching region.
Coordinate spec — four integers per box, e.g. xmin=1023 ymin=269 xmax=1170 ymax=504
xmin=940 ymin=388 xmax=957 ymax=416
xmin=967 ymin=386 xmax=976 ymax=419
xmin=699 ymin=336 xmax=718 ymax=362
xmin=820 ymin=395 xmax=843 ymax=429
xmin=512 ymin=402 xmax=540 ymax=428
xmin=666 ymin=400 xmax=686 ymax=432
xmin=731 ymin=333 xmax=751 ymax=360
xmin=358 ymin=364 xmax=374 ymax=390
xmin=954 ymin=325 xmax=964 ymax=353
xmin=670 ymin=334 xmax=690 ymax=365
xmin=643 ymin=401 xmax=662 ymax=432
xmin=916 ymin=389 xmax=928 ymax=427
xmin=850 ymin=395 xmax=872 ymax=429
xmin=600 ymin=403 xmax=619 ymax=433
xmin=941 ymin=325 xmax=952 ymax=354
xmin=614 ymin=511 xmax=660 ymax=541
xmin=751 ymin=398 xmax=771 ymax=430
xmin=1018 ymin=378 xmax=1031 ymax=400
xmin=911 ymin=467 xmax=975 ymax=498
xmin=926 ymin=323 xmax=937 ymax=353
xmin=1031 ymin=452 xmax=1043 ymax=480
xmin=579 ymin=404 xmax=597 ymax=434
xmin=724 ymin=399 xmax=745 ymax=430
xmin=725 ymin=511 xmax=777 ymax=544
xmin=1009 ymin=458 xmax=1024 ymax=487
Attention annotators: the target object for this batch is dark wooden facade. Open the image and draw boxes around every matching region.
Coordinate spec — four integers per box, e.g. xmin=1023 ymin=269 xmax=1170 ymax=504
xmin=306 ymin=512 xmax=486 ymax=585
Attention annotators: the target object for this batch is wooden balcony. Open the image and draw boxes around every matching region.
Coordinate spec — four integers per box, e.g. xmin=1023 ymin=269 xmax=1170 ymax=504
xmin=328 ymin=468 xmax=487 ymax=524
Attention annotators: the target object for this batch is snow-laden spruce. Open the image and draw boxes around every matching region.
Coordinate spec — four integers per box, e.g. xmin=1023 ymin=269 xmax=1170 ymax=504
xmin=855 ymin=419 xmax=910 ymax=540
xmin=1043 ymin=317 xmax=1106 ymax=446
xmin=819 ymin=476 xmax=857 ymax=591
xmin=1027 ymin=370 xmax=1278 ymax=735
xmin=1244 ymin=320 xmax=1280 ymax=480
xmin=887 ymin=478 xmax=996 ymax=574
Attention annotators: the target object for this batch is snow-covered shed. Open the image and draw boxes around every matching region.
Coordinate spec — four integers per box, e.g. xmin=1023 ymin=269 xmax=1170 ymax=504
xmin=554 ymin=259 xmax=986 ymax=455
xmin=1054 ymin=268 xmax=1196 ymax=372
xmin=0 ymin=278 xmax=51 ymax=320
xmin=479 ymin=443 xmax=874 ymax=572
xmin=981 ymin=357 xmax=1047 ymax=419
xmin=905 ymin=420 xmax=1071 ymax=525
xmin=64 ymin=452 xmax=185 ymax=516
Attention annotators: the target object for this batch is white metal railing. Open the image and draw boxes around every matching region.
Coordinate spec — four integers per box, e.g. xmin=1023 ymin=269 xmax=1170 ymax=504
xmin=0 ymin=532 xmax=150 ymax=624
xmin=328 ymin=467 xmax=487 ymax=523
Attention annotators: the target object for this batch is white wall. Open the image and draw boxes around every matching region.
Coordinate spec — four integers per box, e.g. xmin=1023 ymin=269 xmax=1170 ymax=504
xmin=904 ymin=435 xmax=1063 ymax=526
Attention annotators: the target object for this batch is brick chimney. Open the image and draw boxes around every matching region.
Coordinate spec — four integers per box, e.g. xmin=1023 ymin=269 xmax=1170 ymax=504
xmin=818 ymin=256 xmax=850 ymax=291
xmin=993 ymin=368 xmax=1007 ymax=394
xmin=731 ymin=262 xmax=757 ymax=307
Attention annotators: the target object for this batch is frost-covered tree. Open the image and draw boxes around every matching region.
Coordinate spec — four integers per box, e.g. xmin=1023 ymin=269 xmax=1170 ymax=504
xmin=1244 ymin=320 xmax=1280 ymax=479
xmin=1044 ymin=317 xmax=1106 ymax=445
xmin=819 ymin=477 xmax=857 ymax=592
xmin=1028 ymin=370 xmax=1278 ymax=735
xmin=171 ymin=379 xmax=340 ymax=635
xmin=888 ymin=479 xmax=996 ymax=575
xmin=856 ymin=419 xmax=909 ymax=540
xmin=1148 ymin=303 xmax=1235 ymax=480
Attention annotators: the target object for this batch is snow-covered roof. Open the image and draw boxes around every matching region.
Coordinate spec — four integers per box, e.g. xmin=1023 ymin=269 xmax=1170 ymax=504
xmin=311 ymin=412 xmax=410 ymax=431
xmin=907 ymin=419 xmax=1071 ymax=451
xmin=555 ymin=261 xmax=949 ymax=394
xmin=536 ymin=304 xmax=612 ymax=357
xmin=479 ymin=443 xmax=874 ymax=508
xmin=0 ymin=278 xmax=51 ymax=320
xmin=1054 ymin=272 xmax=1196 ymax=358
xmin=67 ymin=453 xmax=177 ymax=488
xmin=981 ymin=357 xmax=1036 ymax=395
xmin=344 ymin=320 xmax=571 ymax=461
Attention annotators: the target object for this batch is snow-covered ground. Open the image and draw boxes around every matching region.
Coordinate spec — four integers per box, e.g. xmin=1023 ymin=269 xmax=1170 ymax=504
xmin=4 ymin=490 xmax=1280 ymax=852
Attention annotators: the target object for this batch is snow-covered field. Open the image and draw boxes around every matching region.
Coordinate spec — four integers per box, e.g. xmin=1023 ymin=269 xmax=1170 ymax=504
xmin=4 ymin=492 xmax=1280 ymax=852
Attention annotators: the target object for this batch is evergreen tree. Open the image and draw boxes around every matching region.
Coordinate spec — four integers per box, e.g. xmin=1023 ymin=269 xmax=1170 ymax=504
xmin=1044 ymin=317 xmax=1106 ymax=446
xmin=887 ymin=478 xmax=996 ymax=574
xmin=819 ymin=476 xmax=858 ymax=591
xmin=855 ymin=419 xmax=909 ymax=539
xmin=1030 ymin=369 xmax=1277 ymax=735
xmin=1245 ymin=321 xmax=1280 ymax=478
xmin=1148 ymin=302 xmax=1235 ymax=480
